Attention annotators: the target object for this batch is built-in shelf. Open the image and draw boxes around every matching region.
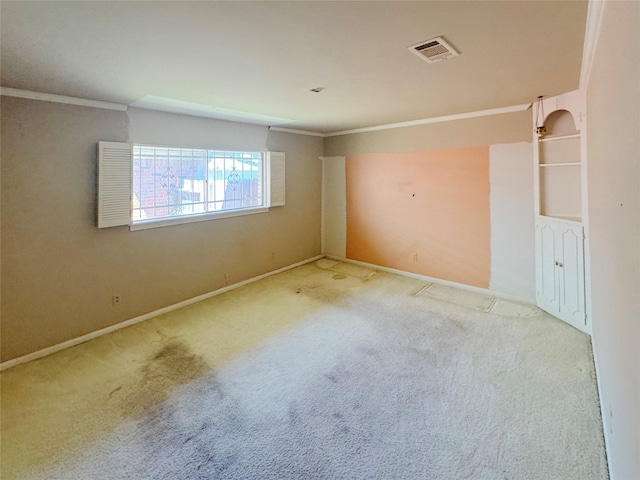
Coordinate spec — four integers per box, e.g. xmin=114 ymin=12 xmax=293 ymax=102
xmin=539 ymin=162 xmax=581 ymax=168
xmin=539 ymin=133 xmax=580 ymax=142
xmin=539 ymin=214 xmax=582 ymax=224
xmin=533 ymin=90 xmax=588 ymax=333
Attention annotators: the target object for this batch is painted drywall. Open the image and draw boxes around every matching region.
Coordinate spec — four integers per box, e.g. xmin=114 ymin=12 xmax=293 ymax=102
xmin=324 ymin=110 xmax=531 ymax=156
xmin=0 ymin=98 xmax=322 ymax=362
xmin=321 ymin=156 xmax=346 ymax=257
xmin=489 ymin=143 xmax=535 ymax=301
xmin=324 ymin=111 xmax=535 ymax=299
xmin=586 ymin=1 xmax=640 ymax=478
xmin=128 ymin=107 xmax=269 ymax=151
xmin=346 ymin=147 xmax=491 ymax=288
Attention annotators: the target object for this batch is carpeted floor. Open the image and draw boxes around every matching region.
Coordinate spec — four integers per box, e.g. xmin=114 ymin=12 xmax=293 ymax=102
xmin=1 ymin=260 xmax=608 ymax=479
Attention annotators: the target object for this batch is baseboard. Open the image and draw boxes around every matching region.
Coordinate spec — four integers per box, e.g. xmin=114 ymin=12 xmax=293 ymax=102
xmin=590 ymin=336 xmax=614 ymax=480
xmin=325 ymin=255 xmax=536 ymax=305
xmin=0 ymin=254 xmax=325 ymax=372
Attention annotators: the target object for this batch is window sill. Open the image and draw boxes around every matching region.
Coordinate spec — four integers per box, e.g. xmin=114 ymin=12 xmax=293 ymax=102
xmin=129 ymin=206 xmax=269 ymax=231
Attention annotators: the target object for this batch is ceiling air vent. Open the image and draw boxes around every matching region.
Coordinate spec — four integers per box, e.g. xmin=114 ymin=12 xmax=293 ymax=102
xmin=408 ymin=36 xmax=460 ymax=64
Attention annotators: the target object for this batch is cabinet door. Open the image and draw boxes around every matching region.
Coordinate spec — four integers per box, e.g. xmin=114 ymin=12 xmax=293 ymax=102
xmin=557 ymin=223 xmax=586 ymax=327
xmin=536 ymin=221 xmax=560 ymax=314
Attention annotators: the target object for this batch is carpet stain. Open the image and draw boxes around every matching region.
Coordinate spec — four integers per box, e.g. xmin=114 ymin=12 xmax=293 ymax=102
xmin=108 ymin=385 xmax=122 ymax=398
xmin=120 ymin=341 xmax=209 ymax=418
xmin=294 ymin=283 xmax=349 ymax=303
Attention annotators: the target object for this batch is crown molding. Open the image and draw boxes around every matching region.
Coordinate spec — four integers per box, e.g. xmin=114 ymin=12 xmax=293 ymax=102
xmin=268 ymin=126 xmax=326 ymax=137
xmin=325 ymin=103 xmax=531 ymax=137
xmin=0 ymin=87 xmax=127 ymax=111
xmin=1 ymin=87 xmax=531 ymax=136
xmin=580 ymin=0 xmax=607 ymax=90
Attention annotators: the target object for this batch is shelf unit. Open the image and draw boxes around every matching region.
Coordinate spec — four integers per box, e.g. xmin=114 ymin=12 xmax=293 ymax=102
xmin=533 ymin=90 xmax=589 ymax=333
xmin=536 ymin=109 xmax=582 ymax=220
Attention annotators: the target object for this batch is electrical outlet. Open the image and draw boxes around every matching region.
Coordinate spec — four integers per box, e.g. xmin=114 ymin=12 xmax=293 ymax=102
xmin=112 ymin=295 xmax=121 ymax=306
xmin=412 ymin=253 xmax=418 ymax=262
xmin=224 ymin=273 xmax=231 ymax=286
xmin=271 ymin=252 xmax=276 ymax=260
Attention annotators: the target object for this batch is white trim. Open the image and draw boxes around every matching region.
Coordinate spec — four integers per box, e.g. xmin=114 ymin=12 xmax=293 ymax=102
xmin=320 ymin=157 xmax=327 ymax=255
xmin=0 ymin=87 xmax=127 ymax=111
xmin=0 ymin=87 xmax=532 ymax=135
xmin=130 ymin=207 xmax=269 ymax=231
xmin=269 ymin=126 xmax=326 ymax=137
xmin=591 ymin=336 xmax=614 ymax=479
xmin=325 ymin=255 xmax=535 ymax=305
xmin=0 ymin=255 xmax=325 ymax=372
xmin=325 ymin=103 xmax=532 ymax=137
xmin=580 ymin=0 xmax=607 ymax=90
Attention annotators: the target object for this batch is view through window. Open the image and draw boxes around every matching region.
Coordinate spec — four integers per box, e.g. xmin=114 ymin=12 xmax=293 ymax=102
xmin=132 ymin=146 xmax=264 ymax=223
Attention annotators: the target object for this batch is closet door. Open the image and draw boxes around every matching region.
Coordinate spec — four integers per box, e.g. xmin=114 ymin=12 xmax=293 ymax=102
xmin=536 ymin=221 xmax=560 ymax=313
xmin=535 ymin=218 xmax=586 ymax=329
xmin=558 ymin=223 xmax=586 ymax=327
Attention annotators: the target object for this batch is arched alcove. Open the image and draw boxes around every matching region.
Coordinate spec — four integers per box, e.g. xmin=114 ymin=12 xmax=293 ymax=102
xmin=544 ymin=109 xmax=579 ymax=136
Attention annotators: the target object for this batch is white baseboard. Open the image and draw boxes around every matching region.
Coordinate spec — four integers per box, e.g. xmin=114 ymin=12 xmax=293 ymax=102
xmin=0 ymin=255 xmax=325 ymax=372
xmin=590 ymin=336 xmax=614 ymax=480
xmin=325 ymin=255 xmax=535 ymax=305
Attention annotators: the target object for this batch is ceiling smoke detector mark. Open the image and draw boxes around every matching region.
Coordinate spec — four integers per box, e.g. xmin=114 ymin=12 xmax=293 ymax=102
xmin=309 ymin=87 xmax=324 ymax=93
xmin=409 ymin=36 xmax=460 ymax=64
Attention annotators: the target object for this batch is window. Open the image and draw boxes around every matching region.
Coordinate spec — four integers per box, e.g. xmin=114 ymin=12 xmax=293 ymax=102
xmin=96 ymin=142 xmax=284 ymax=230
xmin=132 ymin=146 xmax=265 ymax=224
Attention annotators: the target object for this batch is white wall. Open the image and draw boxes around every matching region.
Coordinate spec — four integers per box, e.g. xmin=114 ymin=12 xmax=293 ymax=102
xmin=489 ymin=143 xmax=536 ymax=302
xmin=586 ymin=1 xmax=640 ymax=478
xmin=321 ymin=156 xmax=346 ymax=258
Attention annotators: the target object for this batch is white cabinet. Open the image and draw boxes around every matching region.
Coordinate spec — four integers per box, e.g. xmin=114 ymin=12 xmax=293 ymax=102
xmin=536 ymin=218 xmax=586 ymax=329
xmin=533 ymin=90 xmax=590 ymax=333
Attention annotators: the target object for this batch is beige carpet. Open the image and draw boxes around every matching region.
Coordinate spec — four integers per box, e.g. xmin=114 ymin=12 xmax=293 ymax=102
xmin=0 ymin=260 xmax=608 ymax=479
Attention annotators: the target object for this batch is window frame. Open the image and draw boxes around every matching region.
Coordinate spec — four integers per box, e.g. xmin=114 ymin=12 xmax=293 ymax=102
xmin=130 ymin=144 xmax=269 ymax=231
xmin=97 ymin=141 xmax=284 ymax=231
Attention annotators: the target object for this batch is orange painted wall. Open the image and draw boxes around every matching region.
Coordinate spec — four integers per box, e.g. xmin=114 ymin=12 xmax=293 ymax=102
xmin=346 ymin=147 xmax=491 ymax=288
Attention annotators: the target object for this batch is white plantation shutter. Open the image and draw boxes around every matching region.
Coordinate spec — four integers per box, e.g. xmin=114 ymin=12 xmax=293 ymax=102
xmin=268 ymin=151 xmax=285 ymax=207
xmin=97 ymin=141 xmax=132 ymax=228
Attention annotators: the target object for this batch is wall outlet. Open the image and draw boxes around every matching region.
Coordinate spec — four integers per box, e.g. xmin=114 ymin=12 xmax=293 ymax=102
xmin=412 ymin=253 xmax=418 ymax=262
xmin=112 ymin=295 xmax=121 ymax=306
xmin=271 ymin=252 xmax=276 ymax=260
xmin=224 ymin=273 xmax=231 ymax=286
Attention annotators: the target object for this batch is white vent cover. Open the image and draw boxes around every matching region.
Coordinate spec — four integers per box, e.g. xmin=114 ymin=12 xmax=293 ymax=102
xmin=408 ymin=36 xmax=460 ymax=63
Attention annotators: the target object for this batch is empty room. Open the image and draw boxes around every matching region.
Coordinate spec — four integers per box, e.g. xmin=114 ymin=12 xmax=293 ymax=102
xmin=1 ymin=1 xmax=638 ymax=479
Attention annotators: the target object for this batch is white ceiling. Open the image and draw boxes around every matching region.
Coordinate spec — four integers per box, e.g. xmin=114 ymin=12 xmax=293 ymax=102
xmin=0 ymin=1 xmax=588 ymax=134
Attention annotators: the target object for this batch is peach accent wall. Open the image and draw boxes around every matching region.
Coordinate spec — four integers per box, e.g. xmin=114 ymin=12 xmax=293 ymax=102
xmin=346 ymin=147 xmax=490 ymax=288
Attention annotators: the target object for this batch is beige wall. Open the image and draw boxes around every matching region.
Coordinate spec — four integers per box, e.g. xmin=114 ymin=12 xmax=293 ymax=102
xmin=321 ymin=156 xmax=347 ymax=258
xmin=586 ymin=1 xmax=640 ymax=478
xmin=0 ymin=98 xmax=322 ymax=361
xmin=324 ymin=110 xmax=531 ymax=156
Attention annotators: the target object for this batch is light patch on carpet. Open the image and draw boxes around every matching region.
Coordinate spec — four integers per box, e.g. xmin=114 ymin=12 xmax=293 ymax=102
xmin=316 ymin=259 xmax=378 ymax=281
xmin=490 ymin=299 xmax=541 ymax=317
xmin=415 ymin=284 xmax=542 ymax=317
xmin=416 ymin=284 xmax=496 ymax=311
xmin=316 ymin=258 xmax=340 ymax=270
